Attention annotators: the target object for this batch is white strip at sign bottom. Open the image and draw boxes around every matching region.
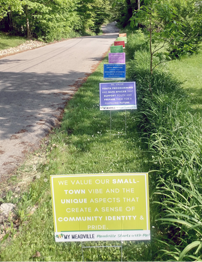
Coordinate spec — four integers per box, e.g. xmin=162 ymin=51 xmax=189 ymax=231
xmin=55 ymin=230 xmax=150 ymax=242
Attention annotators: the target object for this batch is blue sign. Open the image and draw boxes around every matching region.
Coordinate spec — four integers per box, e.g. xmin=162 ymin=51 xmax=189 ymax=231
xmin=99 ymin=82 xmax=137 ymax=110
xmin=103 ymin=64 xmax=126 ymax=80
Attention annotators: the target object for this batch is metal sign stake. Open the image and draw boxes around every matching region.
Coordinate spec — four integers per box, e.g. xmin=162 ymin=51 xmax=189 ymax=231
xmin=110 ymin=110 xmax=112 ymax=138
xmin=125 ymin=110 xmax=127 ymax=135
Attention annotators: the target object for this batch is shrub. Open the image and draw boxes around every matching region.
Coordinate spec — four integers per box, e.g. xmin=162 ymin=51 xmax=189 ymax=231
xmin=126 ymin=30 xmax=202 ymax=261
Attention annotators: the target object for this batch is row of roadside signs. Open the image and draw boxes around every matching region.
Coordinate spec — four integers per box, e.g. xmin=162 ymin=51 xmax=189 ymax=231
xmin=50 ymin=33 xmax=150 ymax=243
xmin=100 ymin=33 xmax=137 ymax=111
xmin=104 ymin=35 xmax=126 ymax=81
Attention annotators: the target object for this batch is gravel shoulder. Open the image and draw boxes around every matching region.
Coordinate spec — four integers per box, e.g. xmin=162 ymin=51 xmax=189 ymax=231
xmin=0 ymin=40 xmax=47 ymax=58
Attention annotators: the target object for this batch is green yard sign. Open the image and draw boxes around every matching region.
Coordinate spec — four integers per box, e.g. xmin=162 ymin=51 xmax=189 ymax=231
xmin=110 ymin=46 xmax=123 ymax=53
xmin=117 ymin=37 xmax=127 ymax=43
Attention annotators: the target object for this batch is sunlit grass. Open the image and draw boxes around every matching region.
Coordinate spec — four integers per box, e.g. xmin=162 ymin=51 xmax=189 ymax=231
xmin=166 ymin=49 xmax=202 ymax=113
xmin=0 ymin=32 xmax=26 ymax=50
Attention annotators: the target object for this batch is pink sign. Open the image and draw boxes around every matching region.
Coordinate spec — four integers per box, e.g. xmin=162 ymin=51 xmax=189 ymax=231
xmin=114 ymin=41 xmax=125 ymax=48
xmin=108 ymin=53 xmax=125 ymax=64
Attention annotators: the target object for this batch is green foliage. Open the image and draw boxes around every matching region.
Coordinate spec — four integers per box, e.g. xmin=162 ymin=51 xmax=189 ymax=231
xmin=0 ymin=0 xmax=23 ymax=21
xmin=76 ymin=0 xmax=112 ymax=34
xmin=155 ymin=175 xmax=202 ymax=261
xmin=133 ymin=0 xmax=202 ymax=64
xmin=8 ymin=0 xmax=82 ymax=41
xmin=0 ymin=0 xmax=112 ymax=41
xmin=115 ymin=0 xmax=202 ymax=76
xmin=127 ymin=30 xmax=202 ymax=261
xmin=167 ymin=0 xmax=202 ymax=58
xmin=113 ymin=0 xmax=135 ymax=28
xmin=167 ymin=47 xmax=202 ymax=112
xmin=126 ymin=29 xmax=149 ymax=58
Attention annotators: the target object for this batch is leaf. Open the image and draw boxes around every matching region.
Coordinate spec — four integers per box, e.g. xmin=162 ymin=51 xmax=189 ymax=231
xmin=157 ymin=218 xmax=194 ymax=228
xmin=0 ymin=233 xmax=9 ymax=244
xmin=178 ymin=241 xmax=201 ymax=261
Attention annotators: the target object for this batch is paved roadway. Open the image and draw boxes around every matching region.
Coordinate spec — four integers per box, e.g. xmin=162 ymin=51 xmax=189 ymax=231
xmin=0 ymin=23 xmax=119 ymax=182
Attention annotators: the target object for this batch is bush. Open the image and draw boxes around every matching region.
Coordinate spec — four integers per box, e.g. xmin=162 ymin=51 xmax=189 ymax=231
xmin=126 ymin=31 xmax=202 ymax=260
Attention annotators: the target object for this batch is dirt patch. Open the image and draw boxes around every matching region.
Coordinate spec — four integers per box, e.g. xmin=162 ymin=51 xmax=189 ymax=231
xmin=16 ymin=129 xmax=28 ymax=134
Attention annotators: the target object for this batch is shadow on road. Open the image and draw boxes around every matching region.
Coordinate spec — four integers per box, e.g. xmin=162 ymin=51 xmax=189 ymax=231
xmin=0 ymin=69 xmax=93 ymax=140
xmin=0 ymin=25 xmax=119 ymax=181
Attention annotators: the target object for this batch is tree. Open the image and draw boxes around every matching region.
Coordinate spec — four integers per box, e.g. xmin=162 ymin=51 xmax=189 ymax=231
xmin=76 ymin=0 xmax=112 ymax=34
xmin=0 ymin=0 xmax=112 ymax=41
xmin=0 ymin=0 xmax=23 ymax=21
xmin=131 ymin=0 xmax=202 ymax=75
xmin=112 ymin=0 xmax=141 ymax=28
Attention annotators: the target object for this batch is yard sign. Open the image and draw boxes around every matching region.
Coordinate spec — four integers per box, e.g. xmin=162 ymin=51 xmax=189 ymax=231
xmin=103 ymin=64 xmax=126 ymax=80
xmin=117 ymin=37 xmax=127 ymax=43
xmin=50 ymin=173 xmax=150 ymax=242
xmin=99 ymin=82 xmax=137 ymax=110
xmin=114 ymin=41 xmax=125 ymax=48
xmin=108 ymin=53 xmax=125 ymax=64
xmin=110 ymin=46 xmax=123 ymax=53
xmin=119 ymin=33 xmax=127 ymax=37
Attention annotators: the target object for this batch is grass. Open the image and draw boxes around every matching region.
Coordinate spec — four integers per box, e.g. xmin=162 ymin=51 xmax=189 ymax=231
xmin=0 ymin=32 xmax=26 ymax=50
xmin=0 ymin=29 xmax=96 ymax=49
xmin=166 ymin=49 xmax=202 ymax=113
xmin=0 ymin=53 xmax=152 ymax=261
xmin=126 ymin=30 xmax=202 ymax=261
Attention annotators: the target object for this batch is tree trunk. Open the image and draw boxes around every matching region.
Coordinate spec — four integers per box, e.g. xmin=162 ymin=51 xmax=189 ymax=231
xmin=138 ymin=0 xmax=140 ymax=10
xmin=8 ymin=11 xmax=13 ymax=31
xmin=25 ymin=5 xmax=31 ymax=38
xmin=137 ymin=0 xmax=141 ymax=28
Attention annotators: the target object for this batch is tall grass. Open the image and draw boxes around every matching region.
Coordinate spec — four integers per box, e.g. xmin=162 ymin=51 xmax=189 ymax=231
xmin=126 ymin=30 xmax=202 ymax=261
xmin=155 ymin=175 xmax=202 ymax=261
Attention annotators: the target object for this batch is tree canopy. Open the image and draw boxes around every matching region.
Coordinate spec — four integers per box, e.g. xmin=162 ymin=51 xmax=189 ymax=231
xmin=0 ymin=0 xmax=112 ymax=41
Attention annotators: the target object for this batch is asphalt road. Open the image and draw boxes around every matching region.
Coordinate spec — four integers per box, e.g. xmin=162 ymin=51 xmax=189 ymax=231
xmin=0 ymin=23 xmax=119 ymax=182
